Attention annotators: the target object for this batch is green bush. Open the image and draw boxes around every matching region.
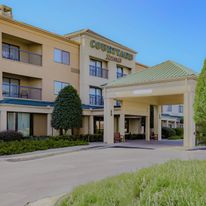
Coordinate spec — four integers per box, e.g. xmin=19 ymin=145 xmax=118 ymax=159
xmin=0 ymin=130 xmax=23 ymax=141
xmin=59 ymin=160 xmax=206 ymax=206
xmin=162 ymin=127 xmax=176 ymax=138
xmin=125 ymin=133 xmax=145 ymax=140
xmin=174 ymin=128 xmax=184 ymax=136
xmin=49 ymin=134 xmax=103 ymax=142
xmin=196 ymin=124 xmax=206 ymax=145
xmin=0 ymin=139 xmax=88 ymax=155
xmin=168 ymin=135 xmax=183 ymax=140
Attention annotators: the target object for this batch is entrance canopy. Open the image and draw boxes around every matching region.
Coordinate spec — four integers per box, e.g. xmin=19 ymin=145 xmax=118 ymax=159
xmin=103 ymin=61 xmax=197 ymax=149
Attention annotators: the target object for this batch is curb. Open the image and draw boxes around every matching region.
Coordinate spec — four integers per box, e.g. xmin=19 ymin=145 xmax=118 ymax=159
xmin=25 ymin=194 xmax=64 ymax=206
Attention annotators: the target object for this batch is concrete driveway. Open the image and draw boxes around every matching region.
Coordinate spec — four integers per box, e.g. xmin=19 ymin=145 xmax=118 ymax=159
xmin=0 ymin=143 xmax=205 ymax=206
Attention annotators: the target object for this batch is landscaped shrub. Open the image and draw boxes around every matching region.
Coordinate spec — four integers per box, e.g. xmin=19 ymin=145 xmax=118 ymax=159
xmin=168 ymin=135 xmax=183 ymax=140
xmin=0 ymin=130 xmax=23 ymax=142
xmin=162 ymin=127 xmax=176 ymax=138
xmin=49 ymin=134 xmax=103 ymax=142
xmin=0 ymin=139 xmax=88 ymax=155
xmin=174 ymin=128 xmax=184 ymax=136
xmin=196 ymin=124 xmax=206 ymax=145
xmin=125 ymin=133 xmax=145 ymax=140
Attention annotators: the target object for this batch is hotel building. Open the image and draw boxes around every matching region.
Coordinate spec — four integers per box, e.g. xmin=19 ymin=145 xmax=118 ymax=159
xmin=0 ymin=5 xmax=197 ymax=148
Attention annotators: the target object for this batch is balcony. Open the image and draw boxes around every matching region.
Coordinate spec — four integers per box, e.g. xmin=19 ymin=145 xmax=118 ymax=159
xmin=2 ymin=33 xmax=42 ymax=66
xmin=2 ymin=84 xmax=42 ymax=100
xmin=89 ymin=65 xmax=108 ymax=79
xmin=89 ymin=94 xmax=104 ymax=106
xmin=2 ymin=44 xmax=42 ymax=66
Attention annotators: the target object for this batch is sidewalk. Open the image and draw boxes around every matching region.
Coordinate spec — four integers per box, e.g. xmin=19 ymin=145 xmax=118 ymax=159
xmin=0 ymin=142 xmax=107 ymax=162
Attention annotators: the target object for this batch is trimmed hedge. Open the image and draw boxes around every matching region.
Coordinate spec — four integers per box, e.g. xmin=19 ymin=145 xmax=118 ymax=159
xmin=0 ymin=133 xmax=103 ymax=155
xmin=0 ymin=133 xmax=103 ymax=143
xmin=168 ymin=135 xmax=183 ymax=140
xmin=0 ymin=139 xmax=88 ymax=155
xmin=48 ymin=134 xmax=103 ymax=142
xmin=0 ymin=130 xmax=23 ymax=141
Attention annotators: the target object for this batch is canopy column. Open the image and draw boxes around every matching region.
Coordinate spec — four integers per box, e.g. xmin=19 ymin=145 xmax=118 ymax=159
xmin=119 ymin=113 xmax=125 ymax=140
xmin=184 ymin=91 xmax=195 ymax=148
xmin=104 ymin=98 xmax=114 ymax=144
xmin=158 ymin=105 xmax=162 ymax=140
xmin=145 ymin=105 xmax=150 ymax=141
xmin=153 ymin=105 xmax=162 ymax=140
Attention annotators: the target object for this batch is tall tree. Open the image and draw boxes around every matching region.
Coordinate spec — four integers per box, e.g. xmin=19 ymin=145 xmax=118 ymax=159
xmin=194 ymin=59 xmax=206 ymax=125
xmin=51 ymin=85 xmax=82 ymax=135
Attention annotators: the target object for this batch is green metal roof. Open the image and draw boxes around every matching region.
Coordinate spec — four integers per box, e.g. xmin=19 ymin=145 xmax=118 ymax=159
xmin=107 ymin=60 xmax=196 ymax=87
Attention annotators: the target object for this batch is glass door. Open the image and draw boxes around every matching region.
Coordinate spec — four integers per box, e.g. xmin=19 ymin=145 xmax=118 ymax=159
xmin=17 ymin=113 xmax=30 ymax=136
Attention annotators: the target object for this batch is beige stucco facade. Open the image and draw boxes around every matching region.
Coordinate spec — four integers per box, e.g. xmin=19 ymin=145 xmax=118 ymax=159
xmin=0 ymin=17 xmax=80 ymax=101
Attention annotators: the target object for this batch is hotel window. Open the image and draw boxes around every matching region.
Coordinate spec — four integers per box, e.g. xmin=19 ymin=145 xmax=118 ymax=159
xmin=7 ymin=112 xmax=31 ymax=136
xmin=54 ymin=48 xmax=70 ymax=65
xmin=54 ymin=81 xmax=69 ymax=94
xmin=89 ymin=86 xmax=103 ymax=105
xmin=179 ymin=105 xmax=183 ymax=113
xmin=3 ymin=77 xmax=20 ymax=98
xmin=116 ymin=66 xmax=123 ymax=78
xmin=89 ymin=59 xmax=108 ymax=79
xmin=167 ymin=105 xmax=172 ymax=112
xmin=2 ymin=43 xmax=20 ymax=61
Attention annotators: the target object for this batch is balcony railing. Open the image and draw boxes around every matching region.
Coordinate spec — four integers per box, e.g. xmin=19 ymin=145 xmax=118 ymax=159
xmin=2 ymin=84 xmax=42 ymax=100
xmin=89 ymin=65 xmax=108 ymax=79
xmin=89 ymin=94 xmax=104 ymax=106
xmin=117 ymin=72 xmax=127 ymax=79
xmin=2 ymin=45 xmax=42 ymax=66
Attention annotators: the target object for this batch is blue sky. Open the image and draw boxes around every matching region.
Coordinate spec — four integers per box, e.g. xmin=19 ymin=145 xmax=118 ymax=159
xmin=1 ymin=0 xmax=205 ymax=72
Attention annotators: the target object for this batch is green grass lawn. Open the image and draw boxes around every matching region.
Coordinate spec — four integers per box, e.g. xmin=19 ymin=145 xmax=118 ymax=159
xmin=58 ymin=160 xmax=206 ymax=206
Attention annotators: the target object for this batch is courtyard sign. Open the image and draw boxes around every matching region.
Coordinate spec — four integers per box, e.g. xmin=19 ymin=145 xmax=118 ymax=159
xmin=90 ymin=40 xmax=133 ymax=61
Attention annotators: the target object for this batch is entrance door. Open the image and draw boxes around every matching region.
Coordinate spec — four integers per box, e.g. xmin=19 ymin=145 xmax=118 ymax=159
xmin=94 ymin=116 xmax=104 ymax=134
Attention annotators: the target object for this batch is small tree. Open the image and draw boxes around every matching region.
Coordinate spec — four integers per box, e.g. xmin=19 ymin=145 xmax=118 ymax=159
xmin=51 ymin=85 xmax=82 ymax=135
xmin=194 ymin=59 xmax=206 ymax=125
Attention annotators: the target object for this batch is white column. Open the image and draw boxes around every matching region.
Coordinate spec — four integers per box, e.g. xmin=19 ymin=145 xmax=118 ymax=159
xmin=104 ymin=98 xmax=114 ymax=144
xmin=174 ymin=121 xmax=177 ymax=128
xmin=153 ymin=106 xmax=158 ymax=134
xmin=47 ymin=113 xmax=52 ymax=136
xmin=0 ymin=110 xmax=7 ymax=131
xmin=184 ymin=91 xmax=196 ymax=149
xmin=89 ymin=115 xmax=94 ymax=134
xmin=119 ymin=113 xmax=125 ymax=139
xmin=145 ymin=105 xmax=150 ymax=141
xmin=158 ymin=105 xmax=162 ymax=140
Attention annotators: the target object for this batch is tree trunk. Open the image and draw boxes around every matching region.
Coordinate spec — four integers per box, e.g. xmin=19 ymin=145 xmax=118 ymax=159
xmin=59 ymin=128 xmax=63 ymax=136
